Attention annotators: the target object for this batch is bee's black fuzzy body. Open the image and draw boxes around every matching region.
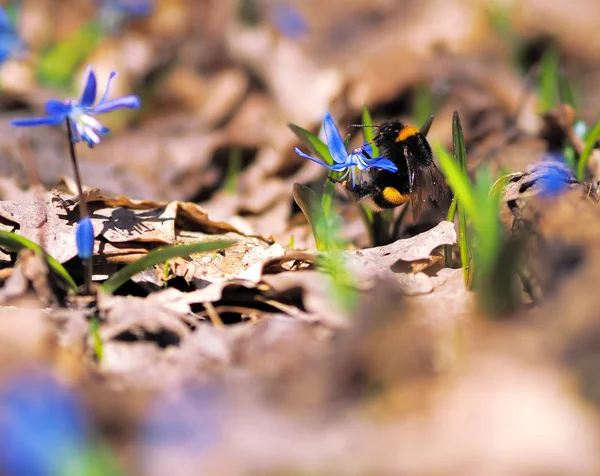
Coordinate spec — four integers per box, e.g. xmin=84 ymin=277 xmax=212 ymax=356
xmin=355 ymin=120 xmax=451 ymax=219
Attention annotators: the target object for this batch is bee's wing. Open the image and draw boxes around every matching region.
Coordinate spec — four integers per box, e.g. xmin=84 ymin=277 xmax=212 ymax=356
xmin=409 ymin=161 xmax=452 ymax=220
xmin=429 ymin=162 xmax=452 ymax=213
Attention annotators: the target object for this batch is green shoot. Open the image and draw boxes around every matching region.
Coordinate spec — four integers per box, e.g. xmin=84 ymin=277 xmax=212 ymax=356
xmin=288 ymin=123 xmax=332 ymax=165
xmin=288 ymin=234 xmax=295 ymax=248
xmin=444 ymin=198 xmax=457 ymax=267
xmin=452 ymin=112 xmax=471 ymax=284
xmin=558 ymin=74 xmax=577 ymax=108
xmin=292 ymin=184 xmax=357 ymax=313
xmin=90 ymin=316 xmax=104 ymax=362
xmin=225 ymin=148 xmax=242 ymax=194
xmin=537 ymin=46 xmax=560 ymax=113
xmin=293 ymin=183 xmax=334 ymax=251
xmin=163 ymin=260 xmax=170 ymax=288
xmin=287 ymin=122 xmax=339 ymax=218
xmin=564 ymin=145 xmax=577 ymax=171
xmin=0 ymin=230 xmax=77 ymax=291
xmin=435 ymin=122 xmax=516 ymax=316
xmin=576 ymin=117 xmax=600 ymax=180
xmin=101 ymin=240 xmax=235 ymax=295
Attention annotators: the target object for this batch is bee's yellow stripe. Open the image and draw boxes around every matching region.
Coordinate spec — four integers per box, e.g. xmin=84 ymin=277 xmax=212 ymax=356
xmin=395 ymin=125 xmax=419 ymax=142
xmin=382 ymin=187 xmax=411 ymax=206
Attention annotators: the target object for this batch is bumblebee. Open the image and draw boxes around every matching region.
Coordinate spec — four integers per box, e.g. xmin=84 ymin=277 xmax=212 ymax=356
xmin=353 ymin=117 xmax=451 ymax=219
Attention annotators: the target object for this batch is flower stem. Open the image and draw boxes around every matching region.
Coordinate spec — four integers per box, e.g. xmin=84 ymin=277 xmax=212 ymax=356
xmin=65 ymin=118 xmax=89 ymax=218
xmin=66 ymin=118 xmax=93 ymax=294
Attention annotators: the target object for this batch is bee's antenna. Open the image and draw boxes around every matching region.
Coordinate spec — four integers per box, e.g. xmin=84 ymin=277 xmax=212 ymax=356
xmin=349 ymin=124 xmax=377 ymax=128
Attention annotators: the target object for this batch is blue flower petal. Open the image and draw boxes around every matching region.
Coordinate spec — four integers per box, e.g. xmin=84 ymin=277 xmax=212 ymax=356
xmin=269 ymin=4 xmax=308 ymax=39
xmin=368 ymin=157 xmax=399 ymax=173
xmin=79 ymin=67 xmax=97 ymax=107
xmin=76 ymin=216 xmax=95 ymax=259
xmin=93 ymin=95 xmax=140 ymax=114
xmin=44 ymin=100 xmax=71 ymax=117
xmin=294 ymin=147 xmax=347 ymax=171
xmin=0 ymin=7 xmax=11 ymax=30
xmin=361 ymin=142 xmax=373 ymax=157
xmin=323 ymin=112 xmax=348 ymax=164
xmin=10 ymin=116 xmax=65 ymax=127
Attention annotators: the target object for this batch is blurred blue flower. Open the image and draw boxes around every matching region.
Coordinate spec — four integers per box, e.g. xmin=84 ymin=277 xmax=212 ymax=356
xmin=76 ymin=216 xmax=95 ymax=259
xmin=0 ymin=6 xmax=25 ymax=64
xmin=0 ymin=371 xmax=87 ymax=476
xmin=536 ymin=157 xmax=574 ymax=198
xmin=10 ymin=66 xmax=140 ymax=147
xmin=268 ymin=4 xmax=308 ymax=39
xmin=96 ymin=0 xmax=154 ymax=32
xmin=294 ymin=112 xmax=398 ymax=188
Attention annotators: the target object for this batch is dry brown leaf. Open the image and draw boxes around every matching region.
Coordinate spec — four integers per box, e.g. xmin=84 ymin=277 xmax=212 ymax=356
xmin=97 ymin=292 xmax=191 ymax=343
xmin=347 ymin=221 xmax=456 ymax=294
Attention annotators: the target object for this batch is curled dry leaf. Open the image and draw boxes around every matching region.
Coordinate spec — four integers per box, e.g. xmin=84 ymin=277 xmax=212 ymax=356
xmin=97 ymin=291 xmax=192 ymax=344
xmin=347 ymin=221 xmax=457 ymax=295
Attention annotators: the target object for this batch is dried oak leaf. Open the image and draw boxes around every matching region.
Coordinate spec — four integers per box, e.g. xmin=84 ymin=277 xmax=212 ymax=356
xmin=97 ymin=290 xmax=191 ymax=343
xmin=347 ymin=221 xmax=457 ymax=295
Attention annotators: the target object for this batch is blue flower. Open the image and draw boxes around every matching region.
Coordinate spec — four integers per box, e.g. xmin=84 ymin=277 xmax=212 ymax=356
xmin=95 ymin=0 xmax=154 ymax=33
xmin=10 ymin=66 xmax=141 ymax=147
xmin=0 ymin=6 xmax=25 ymax=64
xmin=0 ymin=371 xmax=87 ymax=476
xmin=535 ymin=158 xmax=574 ymax=198
xmin=268 ymin=4 xmax=308 ymax=39
xmin=76 ymin=216 xmax=95 ymax=259
xmin=294 ymin=112 xmax=398 ymax=188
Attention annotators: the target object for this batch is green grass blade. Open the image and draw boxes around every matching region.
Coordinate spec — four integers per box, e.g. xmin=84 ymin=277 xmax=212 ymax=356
xmin=90 ymin=316 xmax=104 ymax=362
xmin=558 ymin=74 xmax=577 ymax=108
xmin=537 ymin=46 xmax=560 ymax=113
xmin=321 ymin=178 xmax=335 ymax=219
xmin=361 ymin=105 xmax=380 ymax=158
xmin=101 ymin=240 xmax=235 ymax=295
xmin=419 ymin=114 xmax=435 ymax=137
xmin=293 ymin=183 xmax=330 ymax=251
xmin=225 ymin=148 xmax=242 ymax=193
xmin=444 ymin=198 xmax=457 ymax=267
xmin=434 ymin=143 xmax=476 ymax=219
xmin=452 ymin=112 xmax=471 ymax=283
xmin=288 ymin=123 xmax=333 ymax=165
xmin=0 ymin=230 xmax=77 ymax=291
xmin=576 ymin=117 xmax=600 ymax=180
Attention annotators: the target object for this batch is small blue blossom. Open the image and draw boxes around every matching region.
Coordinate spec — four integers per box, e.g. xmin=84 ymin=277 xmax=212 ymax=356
xmin=536 ymin=157 xmax=574 ymax=198
xmin=0 ymin=6 xmax=25 ymax=64
xmin=268 ymin=4 xmax=308 ymax=39
xmin=10 ymin=66 xmax=141 ymax=147
xmin=95 ymin=0 xmax=154 ymax=33
xmin=0 ymin=371 xmax=87 ymax=476
xmin=76 ymin=216 xmax=95 ymax=259
xmin=294 ymin=112 xmax=398 ymax=188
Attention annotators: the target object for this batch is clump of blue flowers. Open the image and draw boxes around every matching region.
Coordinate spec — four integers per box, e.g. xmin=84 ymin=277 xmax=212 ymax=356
xmin=10 ymin=65 xmax=140 ymax=294
xmin=294 ymin=112 xmax=398 ymax=189
xmin=0 ymin=6 xmax=24 ymax=65
xmin=11 ymin=66 xmax=140 ymax=147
